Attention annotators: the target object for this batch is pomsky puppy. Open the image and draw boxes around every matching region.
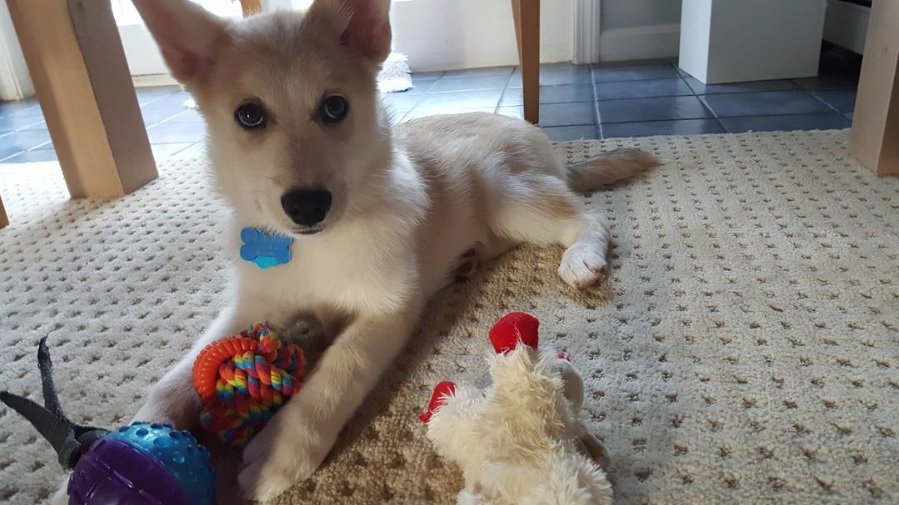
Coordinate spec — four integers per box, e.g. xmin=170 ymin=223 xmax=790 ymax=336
xmin=54 ymin=0 xmax=656 ymax=502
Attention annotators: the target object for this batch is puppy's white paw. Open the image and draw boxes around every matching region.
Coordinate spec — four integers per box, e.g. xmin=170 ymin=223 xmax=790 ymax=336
xmin=132 ymin=380 xmax=200 ymax=430
xmin=559 ymin=243 xmax=607 ymax=289
xmin=50 ymin=480 xmax=68 ymax=505
xmin=238 ymin=408 xmax=333 ymax=502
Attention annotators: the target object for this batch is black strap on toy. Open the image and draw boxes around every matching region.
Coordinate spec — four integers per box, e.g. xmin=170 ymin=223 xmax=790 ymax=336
xmin=0 ymin=337 xmax=109 ymax=469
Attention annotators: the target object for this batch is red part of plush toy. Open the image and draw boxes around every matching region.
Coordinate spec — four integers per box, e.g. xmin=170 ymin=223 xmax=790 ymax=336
xmin=488 ymin=311 xmax=540 ymax=354
xmin=420 ymin=381 xmax=456 ymax=423
xmin=420 ymin=313 xmax=540 ymax=423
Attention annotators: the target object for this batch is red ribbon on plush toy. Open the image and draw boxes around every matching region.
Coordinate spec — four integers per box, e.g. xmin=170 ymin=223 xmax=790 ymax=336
xmin=419 ymin=312 xmax=540 ymax=423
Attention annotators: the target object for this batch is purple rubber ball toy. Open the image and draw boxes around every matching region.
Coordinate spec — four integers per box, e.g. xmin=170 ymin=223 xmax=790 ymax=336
xmin=66 ymin=422 xmax=214 ymax=505
xmin=0 ymin=338 xmax=215 ymax=505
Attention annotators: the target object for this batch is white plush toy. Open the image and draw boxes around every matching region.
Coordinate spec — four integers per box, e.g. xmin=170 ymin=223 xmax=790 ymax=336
xmin=420 ymin=312 xmax=613 ymax=505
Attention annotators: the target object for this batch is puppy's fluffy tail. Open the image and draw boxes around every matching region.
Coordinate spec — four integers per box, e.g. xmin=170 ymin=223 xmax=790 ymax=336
xmin=566 ymin=148 xmax=658 ymax=191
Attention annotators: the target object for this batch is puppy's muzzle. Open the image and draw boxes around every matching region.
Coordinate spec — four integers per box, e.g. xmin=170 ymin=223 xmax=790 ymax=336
xmin=281 ymin=188 xmax=332 ymax=227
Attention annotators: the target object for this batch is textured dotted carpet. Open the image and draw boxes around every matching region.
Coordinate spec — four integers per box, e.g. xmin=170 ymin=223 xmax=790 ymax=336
xmin=1 ymin=130 xmax=897 ymax=505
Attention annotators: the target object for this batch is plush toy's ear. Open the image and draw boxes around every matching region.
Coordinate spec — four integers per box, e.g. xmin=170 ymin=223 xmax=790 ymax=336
xmin=310 ymin=0 xmax=392 ymax=63
xmin=132 ymin=0 xmax=229 ymax=83
xmin=419 ymin=381 xmax=456 ymax=423
xmin=488 ymin=312 xmax=540 ymax=353
xmin=553 ymin=358 xmax=586 ymax=413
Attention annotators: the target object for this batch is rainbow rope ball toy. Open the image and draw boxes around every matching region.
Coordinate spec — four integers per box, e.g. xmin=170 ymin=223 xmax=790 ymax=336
xmin=192 ymin=322 xmax=306 ymax=446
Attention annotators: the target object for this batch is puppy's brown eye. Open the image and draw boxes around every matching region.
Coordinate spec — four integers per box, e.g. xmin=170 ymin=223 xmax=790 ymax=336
xmin=235 ymin=102 xmax=267 ymax=129
xmin=320 ymin=96 xmax=349 ymax=124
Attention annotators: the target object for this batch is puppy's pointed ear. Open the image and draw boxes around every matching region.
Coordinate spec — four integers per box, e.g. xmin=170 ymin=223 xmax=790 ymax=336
xmin=132 ymin=0 xmax=229 ymax=82
xmin=312 ymin=0 xmax=392 ymax=63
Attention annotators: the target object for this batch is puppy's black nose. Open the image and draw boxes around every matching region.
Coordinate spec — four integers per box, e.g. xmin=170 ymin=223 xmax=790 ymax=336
xmin=281 ymin=188 xmax=332 ymax=227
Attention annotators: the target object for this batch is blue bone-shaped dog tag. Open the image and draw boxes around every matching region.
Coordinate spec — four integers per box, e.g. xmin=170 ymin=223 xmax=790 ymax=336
xmin=240 ymin=227 xmax=293 ymax=269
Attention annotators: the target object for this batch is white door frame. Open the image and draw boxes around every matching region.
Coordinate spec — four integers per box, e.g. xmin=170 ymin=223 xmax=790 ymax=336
xmin=572 ymin=0 xmax=601 ymax=64
xmin=0 ymin=35 xmax=28 ymax=101
xmin=0 ymin=1 xmax=32 ymax=101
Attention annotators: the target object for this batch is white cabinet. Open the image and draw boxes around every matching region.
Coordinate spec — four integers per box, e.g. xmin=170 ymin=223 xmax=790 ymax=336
xmin=678 ymin=0 xmax=827 ymax=84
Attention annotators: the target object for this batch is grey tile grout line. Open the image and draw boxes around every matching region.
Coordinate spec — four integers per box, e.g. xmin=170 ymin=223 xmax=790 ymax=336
xmin=690 ymin=92 xmax=729 ymax=136
xmin=414 ymin=73 xmax=443 ymax=93
xmin=493 ymin=68 xmax=517 ymax=114
xmin=151 ymin=109 xmax=201 ymax=128
xmin=674 ymin=72 xmax=715 ymax=121
xmin=715 ymin=118 xmax=730 ymax=134
xmin=589 ymin=66 xmax=604 ymax=139
xmin=681 ymin=64 xmax=722 ymax=118
xmin=396 ymin=74 xmax=442 ymax=122
xmin=692 ymin=94 xmax=730 ymax=132
xmin=167 ymin=142 xmax=201 ymax=158
xmin=595 ymin=110 xmax=848 ymax=125
xmin=695 ymin=110 xmax=849 ymax=120
xmin=670 ymin=62 xmax=831 ymax=133
xmin=30 ymin=141 xmax=52 ymax=151
xmin=137 ymin=90 xmax=183 ymax=108
xmin=806 ymin=91 xmax=848 ymax=117
xmin=4 ymin=65 xmax=856 ymax=158
xmin=411 ymin=88 xmax=836 ymax=107
xmin=0 ymin=138 xmax=55 ymax=162
xmin=0 ymin=117 xmax=46 ymax=133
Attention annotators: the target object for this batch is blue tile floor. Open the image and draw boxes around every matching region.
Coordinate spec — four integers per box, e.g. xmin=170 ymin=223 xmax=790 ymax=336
xmin=0 ymin=45 xmax=860 ymax=163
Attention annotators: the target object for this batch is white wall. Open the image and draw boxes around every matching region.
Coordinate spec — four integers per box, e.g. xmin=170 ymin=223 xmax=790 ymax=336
xmin=598 ymin=0 xmax=682 ymax=61
xmin=823 ymin=0 xmax=869 ymax=54
xmin=0 ymin=1 xmax=34 ymax=101
xmin=391 ymin=0 xmax=573 ymax=71
xmin=120 ymin=24 xmax=169 ymax=77
xmin=119 ymin=0 xmax=574 ymax=79
xmin=1 ymin=0 xmax=574 ymax=94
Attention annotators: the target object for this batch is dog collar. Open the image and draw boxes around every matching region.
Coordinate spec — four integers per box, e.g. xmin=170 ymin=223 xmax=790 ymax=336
xmin=239 ymin=227 xmax=293 ymax=269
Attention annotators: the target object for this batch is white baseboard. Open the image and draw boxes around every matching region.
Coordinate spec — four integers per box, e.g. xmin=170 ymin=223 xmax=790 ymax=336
xmin=599 ymin=23 xmax=681 ymax=62
xmin=407 ymin=48 xmax=571 ymax=73
xmin=823 ymin=0 xmax=870 ymax=54
xmin=132 ymin=73 xmax=179 ymax=88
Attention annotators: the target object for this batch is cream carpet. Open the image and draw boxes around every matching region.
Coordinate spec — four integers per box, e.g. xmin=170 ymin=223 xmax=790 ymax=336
xmin=0 ymin=130 xmax=897 ymax=505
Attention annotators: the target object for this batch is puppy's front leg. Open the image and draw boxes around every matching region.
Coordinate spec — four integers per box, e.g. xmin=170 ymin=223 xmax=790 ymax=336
xmin=237 ymin=307 xmax=420 ymax=502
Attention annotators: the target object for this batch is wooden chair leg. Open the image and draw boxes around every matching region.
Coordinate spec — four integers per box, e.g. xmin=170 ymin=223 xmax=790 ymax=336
xmin=0 ymin=194 xmax=8 ymax=229
xmin=240 ymin=0 xmax=262 ymax=17
xmin=512 ymin=0 xmax=540 ymax=124
xmin=7 ymin=0 xmax=157 ymax=198
xmin=849 ymin=0 xmax=899 ymax=175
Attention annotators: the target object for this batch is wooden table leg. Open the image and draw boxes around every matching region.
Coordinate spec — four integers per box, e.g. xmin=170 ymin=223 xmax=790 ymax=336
xmin=512 ymin=0 xmax=540 ymax=124
xmin=849 ymin=0 xmax=899 ymax=176
xmin=240 ymin=0 xmax=262 ymax=17
xmin=0 ymin=194 xmax=8 ymax=229
xmin=7 ymin=0 xmax=157 ymax=198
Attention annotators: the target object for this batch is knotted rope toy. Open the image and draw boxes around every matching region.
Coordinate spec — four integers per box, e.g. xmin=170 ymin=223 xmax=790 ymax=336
xmin=192 ymin=322 xmax=306 ymax=446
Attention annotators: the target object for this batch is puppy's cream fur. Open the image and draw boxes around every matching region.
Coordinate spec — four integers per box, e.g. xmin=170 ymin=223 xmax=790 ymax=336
xmin=52 ymin=1 xmax=656 ymax=502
